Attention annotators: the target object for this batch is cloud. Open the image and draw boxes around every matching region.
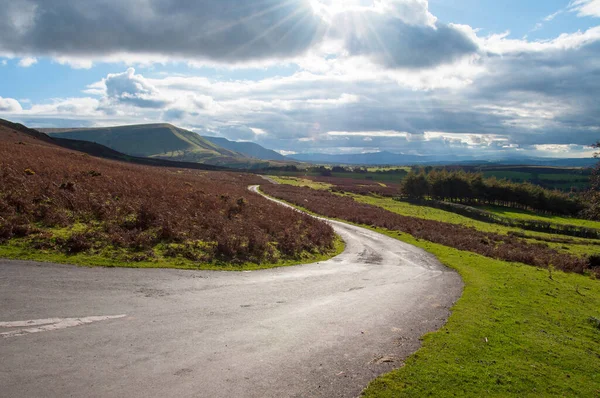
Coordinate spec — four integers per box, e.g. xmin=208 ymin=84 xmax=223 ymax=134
xmin=0 ymin=97 xmax=22 ymax=112
xmin=18 ymin=56 xmax=37 ymax=67
xmin=4 ymin=1 xmax=600 ymax=159
xmin=0 ymin=0 xmax=326 ymax=64
xmin=544 ymin=10 xmax=563 ymax=21
xmin=0 ymin=0 xmax=478 ymax=70
xmin=327 ymin=131 xmax=409 ymax=137
xmin=332 ymin=7 xmax=478 ymax=69
xmin=569 ymin=0 xmax=600 ymax=17
xmin=102 ymin=68 xmax=170 ymax=109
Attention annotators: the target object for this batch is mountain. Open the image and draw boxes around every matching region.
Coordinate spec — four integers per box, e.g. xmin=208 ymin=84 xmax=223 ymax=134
xmin=44 ymin=124 xmax=286 ymax=169
xmin=0 ymin=119 xmax=225 ymax=171
xmin=288 ymin=151 xmax=597 ymax=167
xmin=203 ymin=136 xmax=286 ymax=161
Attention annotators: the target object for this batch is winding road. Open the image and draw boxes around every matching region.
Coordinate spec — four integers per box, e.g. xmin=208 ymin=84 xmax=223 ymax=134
xmin=0 ymin=186 xmax=462 ymax=398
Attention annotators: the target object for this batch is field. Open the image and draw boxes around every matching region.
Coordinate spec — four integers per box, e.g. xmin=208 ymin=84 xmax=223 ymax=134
xmin=483 ymin=205 xmax=600 ymax=230
xmin=263 ymin=176 xmax=600 ymax=396
xmin=480 ymin=167 xmax=591 ymax=191
xmin=265 ymin=165 xmax=592 ymax=191
xmin=0 ymin=125 xmax=341 ymax=270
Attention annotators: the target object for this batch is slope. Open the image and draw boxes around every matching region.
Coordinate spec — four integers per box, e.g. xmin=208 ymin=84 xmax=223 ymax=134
xmin=45 ymin=124 xmax=268 ymax=167
xmin=203 ymin=136 xmax=286 ymax=161
xmin=0 ymin=119 xmax=224 ymax=171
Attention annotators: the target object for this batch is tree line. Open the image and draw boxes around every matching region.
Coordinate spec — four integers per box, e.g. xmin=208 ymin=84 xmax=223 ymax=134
xmin=401 ymin=169 xmax=584 ymax=216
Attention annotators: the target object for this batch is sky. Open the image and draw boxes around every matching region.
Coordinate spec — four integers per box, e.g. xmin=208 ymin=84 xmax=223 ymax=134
xmin=0 ymin=0 xmax=599 ymax=159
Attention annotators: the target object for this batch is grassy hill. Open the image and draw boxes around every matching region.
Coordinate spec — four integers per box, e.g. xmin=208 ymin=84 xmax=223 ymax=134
xmin=45 ymin=124 xmax=274 ymax=168
xmin=0 ymin=119 xmax=225 ymax=171
xmin=204 ymin=136 xmax=286 ymax=161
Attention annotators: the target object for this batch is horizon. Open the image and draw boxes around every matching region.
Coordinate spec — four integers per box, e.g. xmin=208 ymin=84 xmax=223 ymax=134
xmin=1 ymin=0 xmax=600 ymax=159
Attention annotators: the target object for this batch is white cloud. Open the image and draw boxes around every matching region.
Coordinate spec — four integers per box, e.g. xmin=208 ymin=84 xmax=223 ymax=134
xmin=327 ymin=131 xmax=409 ymax=137
xmin=569 ymin=0 xmax=600 ymax=17
xmin=250 ymin=127 xmax=267 ymax=136
xmin=424 ymin=132 xmax=509 ymax=146
xmin=544 ymin=10 xmax=563 ymax=21
xmin=0 ymin=97 xmax=23 ymax=112
xmin=103 ymin=68 xmax=170 ymax=109
xmin=18 ymin=56 xmax=37 ymax=67
xmin=1 ymin=60 xmax=6 ymax=66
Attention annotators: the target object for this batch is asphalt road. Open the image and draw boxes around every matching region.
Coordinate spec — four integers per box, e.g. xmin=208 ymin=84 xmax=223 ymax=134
xmin=0 ymin=187 xmax=462 ymax=398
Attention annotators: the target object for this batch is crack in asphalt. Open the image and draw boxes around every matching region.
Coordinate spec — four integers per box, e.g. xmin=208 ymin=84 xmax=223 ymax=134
xmin=0 ymin=185 xmax=462 ymax=398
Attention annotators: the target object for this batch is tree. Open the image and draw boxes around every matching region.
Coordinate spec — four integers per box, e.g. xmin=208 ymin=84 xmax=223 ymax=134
xmin=592 ymin=142 xmax=600 ymax=190
xmin=583 ymin=142 xmax=600 ymax=219
xmin=401 ymin=172 xmax=429 ymax=199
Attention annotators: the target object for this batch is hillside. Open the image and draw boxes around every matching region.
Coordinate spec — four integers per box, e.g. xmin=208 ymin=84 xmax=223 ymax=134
xmin=0 ymin=119 xmax=225 ymax=171
xmin=0 ymin=121 xmax=338 ymax=268
xmin=203 ymin=136 xmax=286 ymax=161
xmin=45 ymin=124 xmax=273 ymax=168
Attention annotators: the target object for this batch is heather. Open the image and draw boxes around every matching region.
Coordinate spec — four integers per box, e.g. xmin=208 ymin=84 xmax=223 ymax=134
xmin=261 ymin=183 xmax=597 ymax=276
xmin=0 ymin=129 xmax=336 ymax=266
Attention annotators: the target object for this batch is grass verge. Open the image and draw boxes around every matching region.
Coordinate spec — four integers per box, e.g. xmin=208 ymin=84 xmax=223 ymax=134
xmin=362 ymin=230 xmax=600 ymax=397
xmin=0 ymin=235 xmax=345 ymax=272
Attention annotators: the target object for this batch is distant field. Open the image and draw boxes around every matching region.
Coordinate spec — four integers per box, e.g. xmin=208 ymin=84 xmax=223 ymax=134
xmin=480 ymin=167 xmax=591 ymax=190
xmin=265 ymin=170 xmax=408 ymax=183
xmin=483 ymin=205 xmax=600 ymax=230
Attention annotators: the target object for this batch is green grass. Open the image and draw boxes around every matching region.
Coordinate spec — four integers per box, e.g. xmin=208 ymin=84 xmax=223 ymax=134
xmin=483 ymin=205 xmax=600 ymax=230
xmin=362 ymin=230 xmax=600 ymax=397
xmin=351 ymin=195 xmax=600 ymax=256
xmin=0 ymin=234 xmax=345 ymax=272
xmin=269 ymin=176 xmax=332 ymax=190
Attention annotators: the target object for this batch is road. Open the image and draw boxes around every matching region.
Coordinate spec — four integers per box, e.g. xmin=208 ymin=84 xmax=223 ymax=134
xmin=0 ymin=186 xmax=462 ymax=398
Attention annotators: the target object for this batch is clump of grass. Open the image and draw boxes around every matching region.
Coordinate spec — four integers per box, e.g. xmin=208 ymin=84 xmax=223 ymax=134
xmin=589 ymin=316 xmax=600 ymax=330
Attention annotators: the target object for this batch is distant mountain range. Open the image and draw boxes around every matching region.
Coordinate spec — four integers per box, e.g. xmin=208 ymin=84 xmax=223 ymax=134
xmin=35 ymin=123 xmax=596 ymax=168
xmin=42 ymin=124 xmax=287 ymax=168
xmin=288 ymin=151 xmax=597 ymax=167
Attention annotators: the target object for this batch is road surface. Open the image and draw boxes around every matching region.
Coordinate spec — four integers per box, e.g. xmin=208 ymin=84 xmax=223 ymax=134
xmin=0 ymin=186 xmax=462 ymax=398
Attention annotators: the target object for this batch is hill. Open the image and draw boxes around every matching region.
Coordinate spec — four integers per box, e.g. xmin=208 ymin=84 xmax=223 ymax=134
xmin=45 ymin=124 xmax=274 ymax=168
xmin=0 ymin=119 xmax=225 ymax=171
xmin=203 ymin=136 xmax=286 ymax=161
xmin=0 ymin=120 xmax=338 ymax=268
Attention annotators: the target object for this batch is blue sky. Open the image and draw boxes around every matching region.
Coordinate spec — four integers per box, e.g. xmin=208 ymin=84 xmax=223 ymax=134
xmin=1 ymin=0 xmax=599 ymax=158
